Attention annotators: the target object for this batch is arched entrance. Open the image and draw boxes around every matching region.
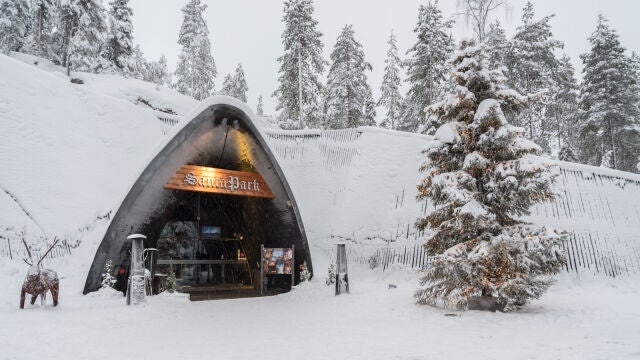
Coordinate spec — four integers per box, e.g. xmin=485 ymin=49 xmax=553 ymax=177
xmin=83 ymin=97 xmax=312 ymax=299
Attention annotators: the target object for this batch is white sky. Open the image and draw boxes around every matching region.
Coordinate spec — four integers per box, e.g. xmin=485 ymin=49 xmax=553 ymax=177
xmin=129 ymin=0 xmax=640 ymax=116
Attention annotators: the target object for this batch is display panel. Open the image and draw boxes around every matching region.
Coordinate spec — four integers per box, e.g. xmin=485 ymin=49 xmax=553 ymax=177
xmin=263 ymin=247 xmax=293 ymax=274
xmin=201 ymin=225 xmax=222 ymax=238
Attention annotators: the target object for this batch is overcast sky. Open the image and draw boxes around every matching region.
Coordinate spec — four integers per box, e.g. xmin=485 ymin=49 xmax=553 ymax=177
xmin=129 ymin=0 xmax=640 ymax=116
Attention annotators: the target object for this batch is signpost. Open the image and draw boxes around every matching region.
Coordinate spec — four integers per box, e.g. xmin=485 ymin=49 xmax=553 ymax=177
xmin=260 ymin=245 xmax=295 ymax=295
xmin=164 ymin=165 xmax=274 ymax=198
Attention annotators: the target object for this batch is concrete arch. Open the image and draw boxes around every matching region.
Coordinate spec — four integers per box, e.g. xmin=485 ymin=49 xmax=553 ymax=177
xmin=83 ymin=97 xmax=311 ymax=294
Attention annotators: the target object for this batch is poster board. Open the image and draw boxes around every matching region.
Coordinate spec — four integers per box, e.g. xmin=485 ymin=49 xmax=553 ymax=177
xmin=260 ymin=245 xmax=295 ymax=294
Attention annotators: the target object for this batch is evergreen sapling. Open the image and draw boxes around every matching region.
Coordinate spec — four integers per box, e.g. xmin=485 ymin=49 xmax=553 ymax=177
xmin=101 ymin=259 xmax=116 ymax=289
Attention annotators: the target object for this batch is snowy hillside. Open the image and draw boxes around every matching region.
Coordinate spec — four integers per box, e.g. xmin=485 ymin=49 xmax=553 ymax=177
xmin=2 ymin=51 xmax=640 ymax=283
xmin=2 ymin=51 xmax=640 ymax=360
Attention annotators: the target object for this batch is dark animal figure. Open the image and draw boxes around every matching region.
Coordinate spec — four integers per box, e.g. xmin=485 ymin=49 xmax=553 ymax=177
xmin=20 ymin=238 xmax=60 ymax=309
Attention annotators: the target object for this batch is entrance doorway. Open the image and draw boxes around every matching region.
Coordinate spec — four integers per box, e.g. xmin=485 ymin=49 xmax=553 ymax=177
xmin=155 ymin=220 xmax=252 ymax=290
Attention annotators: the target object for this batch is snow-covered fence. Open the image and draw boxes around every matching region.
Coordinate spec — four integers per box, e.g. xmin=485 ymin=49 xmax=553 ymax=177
xmin=154 ymin=111 xmax=182 ymax=135
xmin=0 ymin=234 xmax=79 ymax=265
xmin=264 ymin=128 xmax=361 ymax=167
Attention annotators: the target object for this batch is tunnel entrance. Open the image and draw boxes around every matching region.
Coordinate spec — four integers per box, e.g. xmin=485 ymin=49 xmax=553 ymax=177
xmin=84 ymin=98 xmax=312 ymax=300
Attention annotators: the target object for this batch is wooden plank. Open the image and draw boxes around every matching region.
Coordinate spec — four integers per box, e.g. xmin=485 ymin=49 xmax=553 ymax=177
xmin=157 ymin=259 xmax=249 ymax=265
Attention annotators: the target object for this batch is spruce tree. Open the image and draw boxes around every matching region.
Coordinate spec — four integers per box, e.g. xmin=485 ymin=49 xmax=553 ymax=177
xmin=174 ymin=0 xmax=217 ymax=100
xmin=220 ymin=73 xmax=234 ymax=96
xmin=0 ymin=0 xmax=32 ymax=54
xmin=273 ymin=0 xmax=326 ymax=129
xmin=231 ymin=63 xmax=248 ymax=102
xmin=484 ymin=20 xmax=508 ymax=70
xmin=400 ymin=1 xmax=454 ymax=133
xmin=62 ymin=0 xmax=109 ymax=73
xmin=415 ymin=39 xmax=565 ymax=312
xmin=505 ymin=2 xmax=563 ymax=153
xmin=325 ymin=25 xmax=375 ymax=129
xmin=558 ymin=144 xmax=578 ymax=163
xmin=130 ymin=44 xmax=147 ymax=80
xmin=218 ymin=64 xmax=248 ymax=102
xmin=105 ymin=0 xmax=134 ymax=75
xmin=378 ymin=30 xmax=403 ymax=130
xmin=256 ymin=95 xmax=264 ymax=116
xmin=577 ymin=15 xmax=640 ymax=172
xmin=547 ymin=55 xmax=579 ymax=155
xmin=145 ymin=54 xmax=170 ymax=86
xmin=27 ymin=0 xmax=58 ymax=61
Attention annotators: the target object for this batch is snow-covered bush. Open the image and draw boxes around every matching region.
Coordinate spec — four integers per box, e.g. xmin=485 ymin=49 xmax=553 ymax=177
xmin=415 ymin=39 xmax=566 ymax=312
xmin=325 ymin=263 xmax=336 ymax=285
xmin=100 ymin=259 xmax=116 ymax=289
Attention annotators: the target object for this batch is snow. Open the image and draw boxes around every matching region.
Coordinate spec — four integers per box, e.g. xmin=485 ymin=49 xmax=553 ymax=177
xmin=2 ymin=259 xmax=639 ymax=360
xmin=2 ymin=52 xmax=640 ymax=359
xmin=433 ymin=121 xmax=459 ymax=144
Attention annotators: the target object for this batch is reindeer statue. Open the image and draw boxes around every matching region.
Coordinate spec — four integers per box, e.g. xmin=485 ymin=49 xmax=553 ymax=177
xmin=20 ymin=237 xmax=60 ymax=309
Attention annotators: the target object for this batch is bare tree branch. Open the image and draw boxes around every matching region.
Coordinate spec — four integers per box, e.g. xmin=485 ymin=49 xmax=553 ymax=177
xmin=456 ymin=0 xmax=511 ymax=42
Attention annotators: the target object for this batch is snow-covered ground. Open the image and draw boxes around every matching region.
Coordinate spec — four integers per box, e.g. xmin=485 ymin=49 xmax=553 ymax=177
xmin=1 ymin=258 xmax=639 ymax=360
xmin=2 ymin=52 xmax=640 ymax=359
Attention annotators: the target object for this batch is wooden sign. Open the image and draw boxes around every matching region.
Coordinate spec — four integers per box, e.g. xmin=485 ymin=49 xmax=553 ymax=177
xmin=164 ymin=165 xmax=274 ymax=198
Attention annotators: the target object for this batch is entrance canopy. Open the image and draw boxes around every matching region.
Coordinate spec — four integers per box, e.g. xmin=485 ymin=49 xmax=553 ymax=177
xmin=83 ymin=96 xmax=311 ymax=294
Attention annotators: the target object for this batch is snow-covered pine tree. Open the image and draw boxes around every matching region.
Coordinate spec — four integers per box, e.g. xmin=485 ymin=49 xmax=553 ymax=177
xmin=273 ymin=0 xmax=327 ymax=129
xmin=378 ymin=30 xmax=403 ymax=130
xmin=547 ymin=55 xmax=579 ymax=155
xmin=174 ymin=0 xmax=216 ymax=100
xmin=105 ymin=0 xmax=134 ymax=75
xmin=0 ymin=0 xmax=32 ymax=54
xmin=219 ymin=73 xmax=233 ymax=95
xmin=231 ymin=63 xmax=248 ymax=102
xmin=505 ymin=2 xmax=563 ymax=153
xmin=256 ymin=95 xmax=264 ymax=116
xmin=325 ymin=25 xmax=375 ymax=129
xmin=399 ymin=1 xmax=454 ymax=133
xmin=145 ymin=54 xmax=170 ymax=86
xmin=558 ymin=144 xmax=578 ymax=163
xmin=129 ymin=44 xmax=148 ymax=79
xmin=26 ymin=0 xmax=58 ymax=60
xmin=577 ymin=15 xmax=640 ymax=173
xmin=218 ymin=65 xmax=248 ymax=101
xmin=484 ymin=20 xmax=508 ymax=70
xmin=63 ymin=0 xmax=110 ymax=73
xmin=415 ymin=39 xmax=565 ymax=312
